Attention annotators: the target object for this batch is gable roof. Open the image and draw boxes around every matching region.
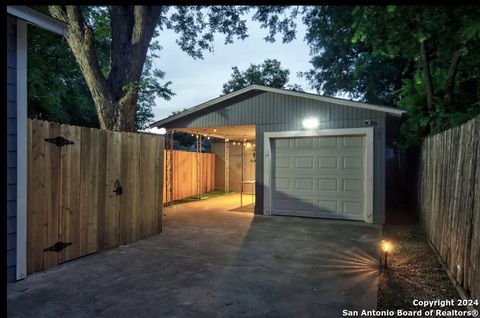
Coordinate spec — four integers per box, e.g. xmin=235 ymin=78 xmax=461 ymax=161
xmin=151 ymin=84 xmax=406 ymax=128
xmin=7 ymin=6 xmax=66 ymax=35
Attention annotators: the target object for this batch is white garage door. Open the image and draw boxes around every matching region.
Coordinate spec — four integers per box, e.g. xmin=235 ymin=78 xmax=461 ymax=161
xmin=271 ymin=135 xmax=366 ymax=221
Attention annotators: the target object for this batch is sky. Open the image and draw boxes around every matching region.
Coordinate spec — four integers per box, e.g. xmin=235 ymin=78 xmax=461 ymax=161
xmin=150 ymin=12 xmax=315 ymax=121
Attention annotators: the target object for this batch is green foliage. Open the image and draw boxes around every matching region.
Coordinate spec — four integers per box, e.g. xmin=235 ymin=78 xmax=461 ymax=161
xmin=222 ymin=59 xmax=302 ymax=94
xmin=259 ymin=6 xmax=480 ymax=151
xmin=27 ymin=25 xmax=99 ymax=127
xmin=166 ymin=6 xmax=251 ymax=59
xmin=346 ymin=6 xmax=480 ymax=150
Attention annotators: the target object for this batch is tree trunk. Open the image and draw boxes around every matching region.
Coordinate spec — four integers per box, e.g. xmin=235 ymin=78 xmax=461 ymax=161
xmin=420 ymin=41 xmax=435 ymax=132
xmin=49 ymin=6 xmax=162 ymax=132
xmin=443 ymin=48 xmax=461 ymax=111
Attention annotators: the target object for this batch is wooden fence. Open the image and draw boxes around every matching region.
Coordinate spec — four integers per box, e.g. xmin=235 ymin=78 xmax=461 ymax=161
xmin=419 ymin=115 xmax=479 ymax=299
xmin=163 ymin=150 xmax=215 ymax=202
xmin=27 ymin=119 xmax=164 ymax=274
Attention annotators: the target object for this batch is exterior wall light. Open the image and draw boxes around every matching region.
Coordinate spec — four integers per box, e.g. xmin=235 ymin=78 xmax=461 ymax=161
xmin=302 ymin=117 xmax=319 ymax=129
xmin=143 ymin=127 xmax=166 ymax=135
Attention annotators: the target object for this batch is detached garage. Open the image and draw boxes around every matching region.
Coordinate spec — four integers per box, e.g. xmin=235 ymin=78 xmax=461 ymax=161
xmin=151 ymin=85 xmax=405 ymax=224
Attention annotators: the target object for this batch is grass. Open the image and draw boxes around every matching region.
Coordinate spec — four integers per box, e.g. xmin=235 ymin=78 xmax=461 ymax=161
xmin=171 ymin=190 xmax=235 ymax=205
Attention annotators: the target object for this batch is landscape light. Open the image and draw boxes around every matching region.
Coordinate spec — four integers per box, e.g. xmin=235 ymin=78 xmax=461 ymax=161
xmin=302 ymin=117 xmax=319 ymax=129
xmin=382 ymin=241 xmax=391 ymax=253
xmin=381 ymin=240 xmax=392 ymax=269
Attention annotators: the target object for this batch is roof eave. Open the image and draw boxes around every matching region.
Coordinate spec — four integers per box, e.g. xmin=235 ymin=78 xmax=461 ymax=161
xmin=151 ymin=84 xmax=406 ymax=128
xmin=7 ymin=6 xmax=67 ymax=36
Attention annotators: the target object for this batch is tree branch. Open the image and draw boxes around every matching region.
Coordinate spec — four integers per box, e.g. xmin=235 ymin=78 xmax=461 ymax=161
xmin=49 ymin=5 xmax=112 ymax=129
xmin=108 ymin=6 xmax=162 ymax=99
xmin=443 ymin=48 xmax=461 ymax=111
xmin=420 ymin=41 xmax=434 ymax=116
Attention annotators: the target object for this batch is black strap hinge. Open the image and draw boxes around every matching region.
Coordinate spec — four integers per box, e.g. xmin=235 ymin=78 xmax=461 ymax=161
xmin=44 ymin=241 xmax=72 ymax=253
xmin=45 ymin=136 xmax=74 ymax=147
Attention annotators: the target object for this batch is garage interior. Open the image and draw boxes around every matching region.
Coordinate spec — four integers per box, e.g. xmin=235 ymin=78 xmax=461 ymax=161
xmin=165 ymin=125 xmax=256 ymax=212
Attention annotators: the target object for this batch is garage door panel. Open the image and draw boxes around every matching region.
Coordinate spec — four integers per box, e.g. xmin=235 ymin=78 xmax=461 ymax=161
xmin=295 ymin=157 xmax=314 ymax=168
xmin=274 ymin=157 xmax=290 ymax=168
xmin=294 ymin=137 xmax=315 ymax=149
xmin=342 ymin=136 xmax=364 ymax=148
xmin=318 ymin=178 xmax=338 ymax=191
xmin=273 ymin=198 xmax=292 ymax=211
xmin=318 ymin=157 xmax=338 ymax=169
xmin=294 ymin=199 xmax=316 ymax=213
xmin=275 ymin=139 xmax=291 ymax=149
xmin=295 ymin=178 xmax=314 ymax=190
xmin=342 ymin=157 xmax=363 ymax=169
xmin=343 ymin=201 xmax=364 ymax=215
xmin=318 ymin=200 xmax=338 ymax=213
xmin=342 ymin=179 xmax=363 ymax=192
xmin=271 ymin=135 xmax=365 ymax=221
xmin=274 ymin=177 xmax=290 ymax=190
xmin=317 ymin=137 xmax=338 ymax=148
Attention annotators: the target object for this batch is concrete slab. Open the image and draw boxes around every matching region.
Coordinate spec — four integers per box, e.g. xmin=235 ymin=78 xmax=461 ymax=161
xmin=8 ymin=194 xmax=381 ymax=317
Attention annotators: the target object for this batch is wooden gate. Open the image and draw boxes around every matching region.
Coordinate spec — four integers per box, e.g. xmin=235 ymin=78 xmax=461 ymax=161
xmin=27 ymin=119 xmax=164 ymax=274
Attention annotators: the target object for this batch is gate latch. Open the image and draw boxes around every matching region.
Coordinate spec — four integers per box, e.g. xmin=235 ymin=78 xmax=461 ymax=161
xmin=45 ymin=136 xmax=74 ymax=147
xmin=113 ymin=179 xmax=123 ymax=195
xmin=44 ymin=241 xmax=72 ymax=253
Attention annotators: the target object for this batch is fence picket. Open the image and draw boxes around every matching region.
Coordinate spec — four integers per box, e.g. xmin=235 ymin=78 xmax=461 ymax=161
xmin=419 ymin=116 xmax=480 ymax=299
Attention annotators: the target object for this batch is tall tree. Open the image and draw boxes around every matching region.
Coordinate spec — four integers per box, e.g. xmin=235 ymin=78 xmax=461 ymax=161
xmin=222 ymin=59 xmax=302 ymax=94
xmin=47 ymin=5 xmax=252 ymax=132
xmin=48 ymin=6 xmax=163 ymax=131
xmin=28 ymin=6 xmax=172 ymax=129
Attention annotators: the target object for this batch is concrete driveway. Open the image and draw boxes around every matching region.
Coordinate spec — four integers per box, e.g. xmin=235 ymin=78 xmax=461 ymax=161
xmin=8 ymin=194 xmax=381 ymax=317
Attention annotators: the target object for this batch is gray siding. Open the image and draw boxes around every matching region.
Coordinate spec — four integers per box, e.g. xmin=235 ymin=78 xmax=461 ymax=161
xmin=167 ymin=92 xmax=387 ymax=223
xmin=7 ymin=15 xmax=17 ymax=282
